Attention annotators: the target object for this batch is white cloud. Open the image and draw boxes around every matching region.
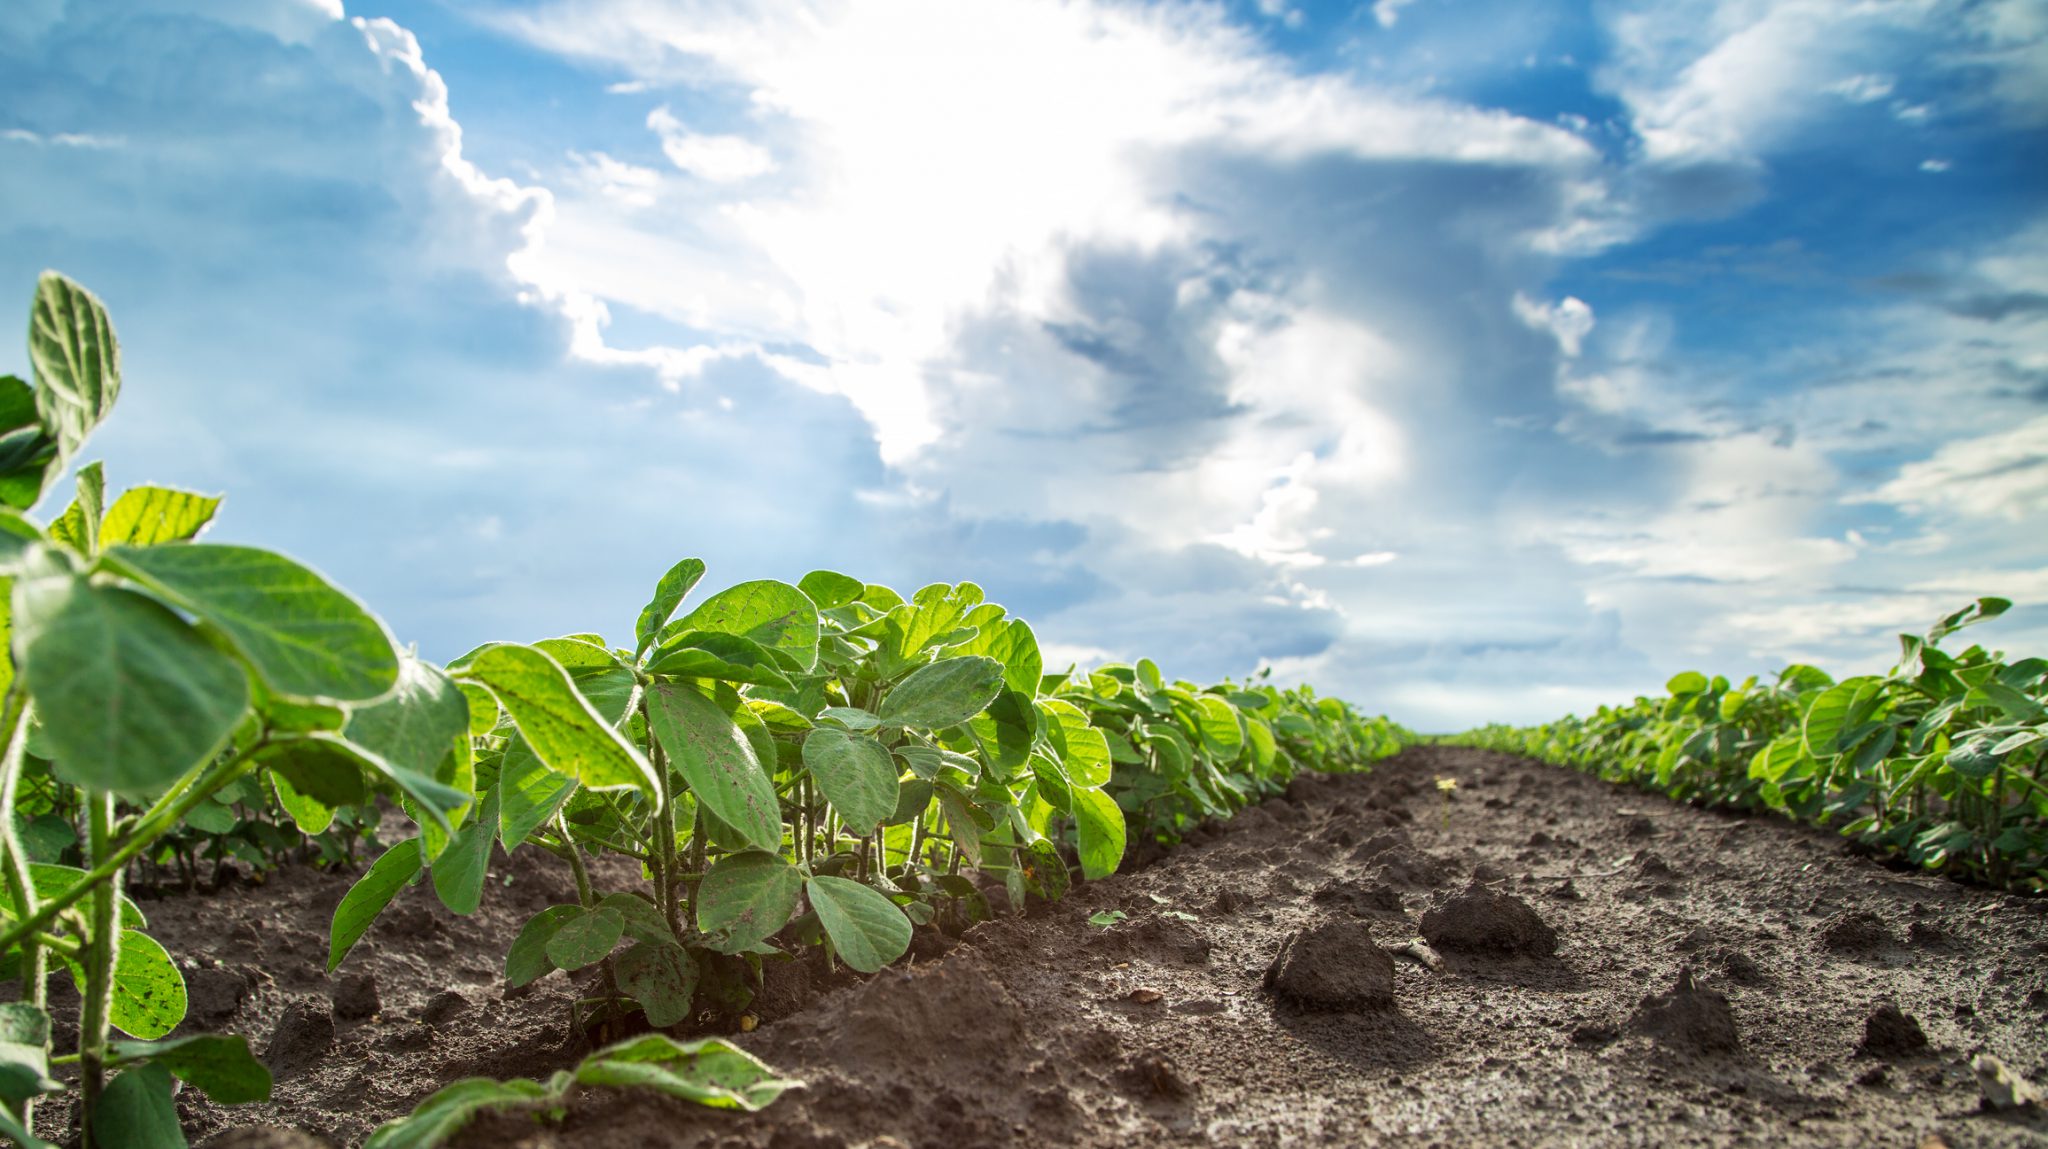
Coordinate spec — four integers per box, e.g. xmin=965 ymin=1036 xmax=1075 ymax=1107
xmin=1513 ymin=292 xmax=1595 ymax=357
xmin=646 ymin=106 xmax=774 ymax=182
xmin=1373 ymin=0 xmax=1420 ymax=28
xmin=1826 ymin=72 xmax=1895 ymax=102
xmin=1862 ymin=417 xmax=2048 ymax=521
xmin=1920 ymin=157 xmax=1951 ymax=172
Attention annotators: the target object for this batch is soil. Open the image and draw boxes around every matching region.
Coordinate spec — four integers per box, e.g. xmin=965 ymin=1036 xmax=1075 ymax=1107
xmin=30 ymin=745 xmax=2048 ymax=1147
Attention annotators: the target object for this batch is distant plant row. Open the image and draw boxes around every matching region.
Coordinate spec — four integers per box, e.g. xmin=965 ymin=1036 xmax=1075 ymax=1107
xmin=0 ymin=273 xmax=1412 ymax=1148
xmin=1448 ymin=599 xmax=2047 ymax=890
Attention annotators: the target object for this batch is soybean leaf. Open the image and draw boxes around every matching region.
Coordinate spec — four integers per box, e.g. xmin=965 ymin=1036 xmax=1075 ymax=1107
xmin=104 ymin=544 xmax=399 ymax=702
xmin=430 ymin=784 xmax=500 ymax=916
xmin=935 ymin=783 xmax=984 ymax=868
xmin=1040 ymin=698 xmax=1111 ymax=787
xmin=599 ymin=891 xmax=677 ymax=946
xmin=504 ymin=905 xmax=584 ymax=988
xmin=614 ymin=941 xmax=699 ymax=1027
xmin=272 ymin=733 xmax=466 ymax=836
xmin=635 ymin=558 xmax=706 ymax=659
xmin=14 ymin=561 xmax=249 ymax=793
xmin=0 ymin=1003 xmax=60 ymax=1107
xmin=8 ymin=864 xmax=146 ymax=929
xmin=801 ymin=728 xmax=899 ymax=834
xmin=91 ymin=1063 xmax=182 ymax=1149
xmin=879 ymin=656 xmax=1004 ymax=729
xmin=804 ymin=875 xmax=911 ymax=974
xmin=646 ymin=682 xmax=781 ymax=852
xmin=48 ymin=461 xmax=103 ymax=554
xmin=329 ymin=838 xmax=424 ymax=973
xmin=0 ymin=1108 xmax=51 ymax=1149
xmin=461 ymin=644 xmax=656 ymax=799
xmin=98 ymin=487 xmax=220 ymax=548
xmin=1803 ymin=678 xmax=1884 ymax=757
xmin=697 ymin=851 xmax=802 ymax=954
xmin=346 ymin=655 xmax=472 ymax=781
xmin=573 ymin=1035 xmax=800 ymax=1112
xmin=1071 ymin=785 xmax=1126 ymax=880
xmin=797 ymin=570 xmax=864 ymax=610
xmin=99 ymin=930 xmax=186 ymax=1040
xmin=110 ymin=1035 xmax=271 ymax=1105
xmin=647 ymin=632 xmax=796 ymax=690
xmin=29 ymin=271 xmax=120 ymax=461
xmin=668 ymin=580 xmax=819 ymax=673
xmin=951 ymin=616 xmax=1042 ymax=697
xmin=0 ymin=376 xmax=58 ymax=511
xmin=270 ymin=771 xmax=335 ymax=835
xmin=363 ymin=1077 xmax=555 ymax=1149
xmin=545 ymin=906 xmax=624 ymax=971
xmin=965 ymin=687 xmax=1036 ymax=774
xmin=1195 ymin=695 xmax=1245 ymax=764
xmin=253 ymin=738 xmax=371 ymax=808
xmin=496 ymin=735 xmax=577 ymax=852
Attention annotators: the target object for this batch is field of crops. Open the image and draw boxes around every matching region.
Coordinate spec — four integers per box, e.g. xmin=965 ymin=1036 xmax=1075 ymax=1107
xmin=1 ymin=275 xmax=2043 ymax=1148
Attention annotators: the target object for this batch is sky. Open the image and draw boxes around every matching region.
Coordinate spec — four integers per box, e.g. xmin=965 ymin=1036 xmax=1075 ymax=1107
xmin=2 ymin=0 xmax=2045 ymax=731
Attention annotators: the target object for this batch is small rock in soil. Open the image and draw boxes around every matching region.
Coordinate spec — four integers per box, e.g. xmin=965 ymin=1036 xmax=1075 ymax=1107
xmin=1973 ymin=1054 xmax=2044 ymax=1109
xmin=1420 ymin=884 xmax=1558 ymax=956
xmin=1820 ymin=910 xmax=1895 ymax=952
xmin=331 ymin=972 xmax=380 ymax=1021
xmin=1857 ymin=1003 xmax=1929 ymax=1058
xmin=1263 ymin=918 xmax=1396 ymax=1012
xmin=1116 ymin=1051 xmax=1196 ymax=1100
xmin=264 ymin=1001 xmax=336 ymax=1077
xmin=419 ymin=989 xmax=471 ymax=1026
xmin=1632 ymin=966 xmax=1740 ymax=1053
xmin=200 ymin=1126 xmax=336 ymax=1149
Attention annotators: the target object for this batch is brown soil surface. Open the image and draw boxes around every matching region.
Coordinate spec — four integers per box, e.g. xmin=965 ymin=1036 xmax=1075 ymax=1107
xmin=36 ymin=746 xmax=2048 ymax=1147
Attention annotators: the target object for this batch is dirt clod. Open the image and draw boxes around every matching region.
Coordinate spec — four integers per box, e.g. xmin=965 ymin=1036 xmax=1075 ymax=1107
xmin=419 ymin=989 xmax=470 ymax=1026
xmin=1857 ymin=1003 xmax=1929 ymax=1058
xmin=199 ymin=1127 xmax=336 ymax=1149
xmin=1263 ymin=918 xmax=1396 ymax=1012
xmin=330 ymin=973 xmax=380 ymax=1021
xmin=1633 ymin=966 xmax=1740 ymax=1053
xmin=1420 ymin=883 xmax=1558 ymax=955
xmin=262 ymin=1001 xmax=335 ymax=1077
xmin=1819 ymin=910 xmax=1895 ymax=952
xmin=1116 ymin=1052 xmax=1195 ymax=1100
xmin=183 ymin=965 xmax=250 ymax=1028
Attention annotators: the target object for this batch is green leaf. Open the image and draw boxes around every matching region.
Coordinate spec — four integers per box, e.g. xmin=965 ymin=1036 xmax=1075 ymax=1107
xmin=599 ymin=891 xmax=677 ymax=946
xmin=254 ymin=737 xmax=371 ymax=809
xmin=696 ymin=851 xmax=802 ymax=953
xmin=647 ymin=632 xmax=796 ymax=689
xmin=14 ymin=560 xmax=249 ymax=793
xmin=1039 ymin=699 xmax=1111 ymax=787
xmin=461 ymin=644 xmax=656 ymax=798
xmin=496 ymin=735 xmax=578 ymax=852
xmin=935 ymin=783 xmax=984 ymax=868
xmin=545 ymin=906 xmax=624 ymax=971
xmin=801 ymin=728 xmax=899 ymax=834
xmin=0 ymin=1107 xmax=52 ymax=1149
xmin=573 ymin=1035 xmax=800 ymax=1112
xmin=1947 ymin=737 xmax=2001 ymax=782
xmin=111 ymin=1034 xmax=271 ymax=1105
xmin=636 ymin=558 xmax=707 ymax=659
xmin=364 ymin=1077 xmax=555 ymax=1149
xmin=1194 ymin=696 xmax=1245 ymax=763
xmin=878 ymin=582 xmax=984 ymax=666
xmin=268 ymin=733 xmax=466 ymax=837
xmin=646 ymin=682 xmax=781 ymax=852
xmin=29 ymin=271 xmax=121 ymax=461
xmin=1665 ymin=671 xmax=1709 ymax=695
xmin=879 ymin=656 xmax=1004 ymax=729
xmin=965 ymin=687 xmax=1036 ymax=774
xmin=99 ymin=930 xmax=186 ymax=1040
xmin=329 ymin=838 xmax=424 ymax=973
xmin=1978 ymin=681 xmax=2047 ymax=723
xmin=48 ymin=461 xmax=104 ymax=555
xmin=797 ymin=570 xmax=864 ymax=610
xmin=430 ymin=783 xmax=499 ymax=916
xmin=1802 ymin=677 xmax=1883 ymax=758
xmin=346 ymin=655 xmax=472 ymax=780
xmin=951 ymin=617 xmax=1042 ymax=697
xmin=614 ymin=941 xmax=699 ymax=1027
xmin=92 ymin=1063 xmax=184 ymax=1149
xmin=504 ymin=905 xmax=584 ymax=988
xmin=1071 ymin=785 xmax=1125 ymax=880
xmin=0 ymin=1003 xmax=60 ymax=1108
xmin=817 ymin=707 xmax=880 ymax=732
xmin=98 ymin=487 xmax=220 ymax=548
xmin=103 ymin=544 xmax=399 ymax=702
xmin=0 ymin=376 xmax=59 ymax=511
xmin=804 ymin=875 xmax=911 ymax=974
xmin=669 ymin=580 xmax=819 ymax=673
xmin=270 ymin=771 xmax=335 ymax=835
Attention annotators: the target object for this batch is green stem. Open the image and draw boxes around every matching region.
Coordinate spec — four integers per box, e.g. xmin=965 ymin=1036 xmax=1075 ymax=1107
xmin=78 ymin=791 xmax=120 ymax=1148
xmin=647 ymin=701 xmax=680 ymax=934
xmin=554 ymin=812 xmax=596 ymax=909
xmin=0 ymin=690 xmax=47 ymax=1133
xmin=683 ymin=803 xmax=706 ymax=923
xmin=0 ymin=749 xmax=256 ymax=958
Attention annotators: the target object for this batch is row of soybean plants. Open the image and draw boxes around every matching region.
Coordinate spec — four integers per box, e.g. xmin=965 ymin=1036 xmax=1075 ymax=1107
xmin=0 ymin=273 xmax=1409 ymax=1149
xmin=1450 ymin=598 xmax=2048 ymax=890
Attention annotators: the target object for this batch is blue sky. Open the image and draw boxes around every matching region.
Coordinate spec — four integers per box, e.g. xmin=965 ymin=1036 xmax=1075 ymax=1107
xmin=3 ymin=0 xmax=2044 ymax=730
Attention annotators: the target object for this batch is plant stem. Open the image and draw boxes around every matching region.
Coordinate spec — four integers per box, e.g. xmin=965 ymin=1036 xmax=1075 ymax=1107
xmin=78 ymin=790 xmax=120 ymax=1148
xmin=0 ymin=690 xmax=48 ymax=1133
xmin=683 ymin=802 xmax=706 ymax=923
xmin=554 ymin=812 xmax=596 ymax=909
xmin=0 ymin=749 xmax=255 ymax=957
xmin=647 ymin=701 xmax=680 ymax=934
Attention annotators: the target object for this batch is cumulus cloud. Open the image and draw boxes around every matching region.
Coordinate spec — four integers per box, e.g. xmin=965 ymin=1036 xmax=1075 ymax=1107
xmin=1862 ymin=417 xmax=2048 ymax=521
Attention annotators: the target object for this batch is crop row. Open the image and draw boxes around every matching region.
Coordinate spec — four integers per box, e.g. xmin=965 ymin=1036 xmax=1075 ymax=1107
xmin=0 ymin=274 xmax=1410 ymax=1149
xmin=1448 ymin=598 xmax=2047 ymax=890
